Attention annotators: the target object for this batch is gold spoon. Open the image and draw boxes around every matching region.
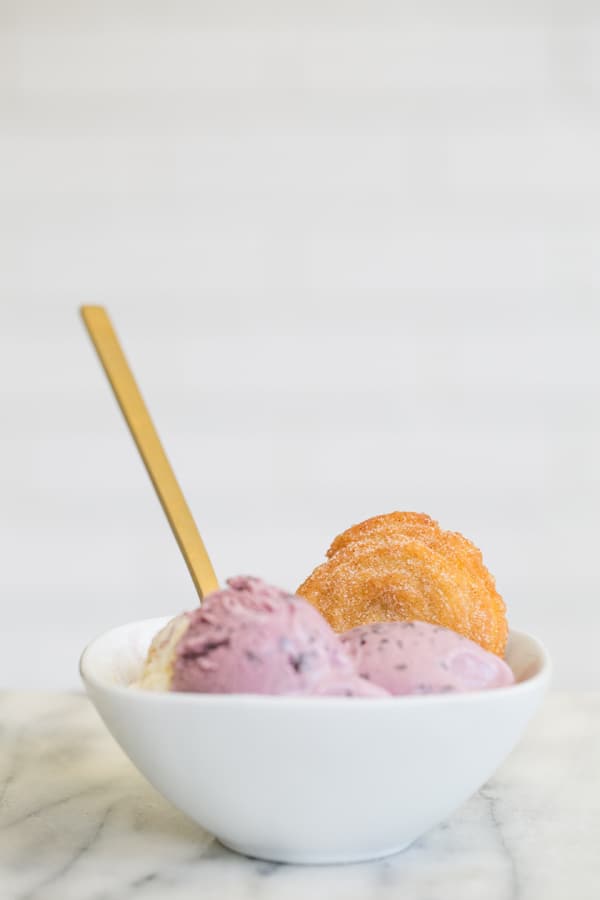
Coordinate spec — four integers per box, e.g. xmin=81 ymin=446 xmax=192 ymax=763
xmin=80 ymin=305 xmax=219 ymax=600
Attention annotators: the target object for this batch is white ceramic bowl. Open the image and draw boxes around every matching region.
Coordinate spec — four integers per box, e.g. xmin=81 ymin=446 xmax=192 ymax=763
xmin=80 ymin=618 xmax=550 ymax=865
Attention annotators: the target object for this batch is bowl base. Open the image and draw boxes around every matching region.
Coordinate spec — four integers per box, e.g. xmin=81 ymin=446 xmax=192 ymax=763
xmin=217 ymin=837 xmax=414 ymax=866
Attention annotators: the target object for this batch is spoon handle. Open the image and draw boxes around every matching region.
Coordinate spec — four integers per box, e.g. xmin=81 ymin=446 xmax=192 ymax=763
xmin=80 ymin=305 xmax=219 ymax=600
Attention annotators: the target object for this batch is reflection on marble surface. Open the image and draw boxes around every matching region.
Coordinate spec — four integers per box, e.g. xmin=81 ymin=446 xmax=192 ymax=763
xmin=0 ymin=692 xmax=598 ymax=899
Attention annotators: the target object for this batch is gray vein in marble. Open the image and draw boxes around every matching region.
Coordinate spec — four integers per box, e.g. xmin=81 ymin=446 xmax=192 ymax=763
xmin=481 ymin=782 xmax=519 ymax=900
xmin=1 ymin=692 xmax=599 ymax=900
xmin=19 ymin=803 xmax=114 ymax=900
xmin=2 ymin=784 xmax=112 ymax=832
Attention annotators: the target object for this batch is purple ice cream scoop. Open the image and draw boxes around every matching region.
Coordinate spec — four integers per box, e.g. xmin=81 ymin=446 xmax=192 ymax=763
xmin=341 ymin=620 xmax=515 ymax=695
xmin=171 ymin=576 xmax=386 ymax=696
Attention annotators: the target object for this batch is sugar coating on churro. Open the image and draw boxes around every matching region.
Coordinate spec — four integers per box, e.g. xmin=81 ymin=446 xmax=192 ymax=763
xmin=297 ymin=512 xmax=508 ymax=657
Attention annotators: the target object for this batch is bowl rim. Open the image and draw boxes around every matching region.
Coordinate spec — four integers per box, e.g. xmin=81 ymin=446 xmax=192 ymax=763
xmin=80 ymin=617 xmax=551 ymax=708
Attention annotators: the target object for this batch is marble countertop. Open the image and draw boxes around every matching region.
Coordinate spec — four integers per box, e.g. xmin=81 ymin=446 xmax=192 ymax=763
xmin=0 ymin=693 xmax=598 ymax=900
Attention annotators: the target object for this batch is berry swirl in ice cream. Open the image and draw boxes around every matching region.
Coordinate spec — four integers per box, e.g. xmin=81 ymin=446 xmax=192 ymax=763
xmin=137 ymin=576 xmax=388 ymax=696
xmin=341 ymin=620 xmax=514 ymax=695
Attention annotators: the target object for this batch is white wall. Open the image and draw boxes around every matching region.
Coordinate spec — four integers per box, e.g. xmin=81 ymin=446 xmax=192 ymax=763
xmin=1 ymin=1 xmax=598 ymax=689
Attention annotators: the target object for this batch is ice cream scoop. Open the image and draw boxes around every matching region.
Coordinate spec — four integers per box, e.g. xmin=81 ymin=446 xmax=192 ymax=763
xmin=137 ymin=576 xmax=388 ymax=696
xmin=341 ymin=620 xmax=515 ymax=695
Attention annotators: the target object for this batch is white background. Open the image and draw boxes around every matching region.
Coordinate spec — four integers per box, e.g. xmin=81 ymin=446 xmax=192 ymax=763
xmin=1 ymin=1 xmax=598 ymax=689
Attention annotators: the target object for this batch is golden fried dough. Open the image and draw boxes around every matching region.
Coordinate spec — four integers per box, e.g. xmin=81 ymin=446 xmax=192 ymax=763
xmin=297 ymin=512 xmax=508 ymax=656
